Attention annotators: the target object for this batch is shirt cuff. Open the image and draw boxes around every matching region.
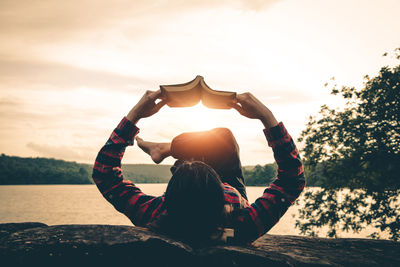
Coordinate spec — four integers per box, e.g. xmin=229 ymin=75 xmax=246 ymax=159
xmin=263 ymin=122 xmax=290 ymax=148
xmin=116 ymin=117 xmax=140 ymax=145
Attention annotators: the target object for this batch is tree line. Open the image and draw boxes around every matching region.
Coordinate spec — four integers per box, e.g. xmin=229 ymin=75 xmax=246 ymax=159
xmin=0 ymin=154 xmax=91 ymax=184
xmin=0 ymin=154 xmax=283 ymax=186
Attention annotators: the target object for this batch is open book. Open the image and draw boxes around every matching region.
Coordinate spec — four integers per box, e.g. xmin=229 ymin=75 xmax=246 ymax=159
xmin=160 ymin=75 xmax=236 ymax=109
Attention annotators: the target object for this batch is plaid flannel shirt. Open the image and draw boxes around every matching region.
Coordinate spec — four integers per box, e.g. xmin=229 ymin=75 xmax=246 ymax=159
xmin=93 ymin=117 xmax=305 ymax=243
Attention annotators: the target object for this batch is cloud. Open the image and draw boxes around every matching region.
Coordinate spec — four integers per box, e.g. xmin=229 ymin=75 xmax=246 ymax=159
xmin=26 ymin=142 xmax=96 ymax=162
xmin=0 ymin=57 xmax=149 ymax=91
xmin=0 ymin=97 xmax=21 ymax=107
xmin=0 ymin=1 xmax=280 ymax=41
xmin=240 ymin=0 xmax=281 ymax=10
xmin=0 ymin=56 xmax=316 ymax=108
xmin=0 ymin=98 xmax=45 ymax=122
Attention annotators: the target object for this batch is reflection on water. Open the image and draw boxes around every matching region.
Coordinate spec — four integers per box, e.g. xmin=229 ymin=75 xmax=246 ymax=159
xmin=0 ymin=184 xmax=388 ymax=239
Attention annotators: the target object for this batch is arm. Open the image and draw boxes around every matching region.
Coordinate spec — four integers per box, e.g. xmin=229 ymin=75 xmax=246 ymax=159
xmin=92 ymin=90 xmax=167 ymax=226
xmin=230 ymin=93 xmax=306 ymax=242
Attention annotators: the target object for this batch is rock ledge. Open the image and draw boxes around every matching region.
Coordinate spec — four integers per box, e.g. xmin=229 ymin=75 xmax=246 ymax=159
xmin=0 ymin=223 xmax=399 ymax=266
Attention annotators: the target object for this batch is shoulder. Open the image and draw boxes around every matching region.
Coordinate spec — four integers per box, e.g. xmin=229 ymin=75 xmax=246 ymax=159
xmin=223 ymin=183 xmax=249 ymax=208
xmin=130 ymin=195 xmax=167 ymax=226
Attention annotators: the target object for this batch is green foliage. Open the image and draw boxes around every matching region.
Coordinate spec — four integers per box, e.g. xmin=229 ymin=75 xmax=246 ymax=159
xmin=123 ymin=163 xmax=278 ymax=185
xmin=0 ymin=155 xmax=173 ymax=185
xmin=0 ymin=153 xmax=277 ymax=186
xmin=121 ymin=164 xmax=172 ymax=183
xmin=0 ymin=154 xmax=92 ymax=184
xmin=243 ymin=163 xmax=277 ymax=186
xmin=296 ymin=48 xmax=400 ymax=240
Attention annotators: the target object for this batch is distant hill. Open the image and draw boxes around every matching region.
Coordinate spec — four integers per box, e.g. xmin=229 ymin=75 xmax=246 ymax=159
xmin=120 ymin=164 xmax=173 ymax=183
xmin=0 ymin=154 xmax=91 ymax=185
xmin=0 ymin=154 xmax=277 ymax=186
xmin=78 ymin=163 xmax=173 ymax=184
xmin=0 ymin=154 xmax=175 ymax=185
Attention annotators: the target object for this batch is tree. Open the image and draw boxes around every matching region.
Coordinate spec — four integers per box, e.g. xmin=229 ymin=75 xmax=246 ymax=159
xmin=243 ymin=163 xmax=277 ymax=186
xmin=0 ymin=154 xmax=92 ymax=185
xmin=296 ymin=48 xmax=400 ymax=240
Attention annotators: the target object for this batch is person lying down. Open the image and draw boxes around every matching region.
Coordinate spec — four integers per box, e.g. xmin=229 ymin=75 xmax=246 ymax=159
xmin=92 ymin=90 xmax=305 ymax=246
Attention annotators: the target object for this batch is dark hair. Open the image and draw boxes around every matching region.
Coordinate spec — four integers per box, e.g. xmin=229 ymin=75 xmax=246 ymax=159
xmin=148 ymin=161 xmax=226 ymax=246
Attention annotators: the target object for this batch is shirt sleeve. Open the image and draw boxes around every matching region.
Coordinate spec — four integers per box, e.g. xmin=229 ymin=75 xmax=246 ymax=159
xmin=232 ymin=122 xmax=306 ymax=243
xmin=92 ymin=117 xmax=160 ymax=226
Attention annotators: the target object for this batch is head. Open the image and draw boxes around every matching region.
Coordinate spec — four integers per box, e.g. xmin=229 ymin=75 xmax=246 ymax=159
xmin=149 ymin=160 xmax=227 ymax=245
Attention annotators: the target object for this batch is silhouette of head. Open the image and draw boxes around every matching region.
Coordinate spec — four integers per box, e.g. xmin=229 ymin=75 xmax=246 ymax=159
xmin=150 ymin=160 xmax=226 ymax=245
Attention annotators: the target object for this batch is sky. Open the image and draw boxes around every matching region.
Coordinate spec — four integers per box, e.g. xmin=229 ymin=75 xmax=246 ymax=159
xmin=0 ymin=0 xmax=399 ymax=166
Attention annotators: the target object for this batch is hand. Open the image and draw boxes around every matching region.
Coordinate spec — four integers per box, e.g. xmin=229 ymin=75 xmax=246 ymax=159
xmin=127 ymin=90 xmax=167 ymax=123
xmin=230 ymin=92 xmax=279 ymax=129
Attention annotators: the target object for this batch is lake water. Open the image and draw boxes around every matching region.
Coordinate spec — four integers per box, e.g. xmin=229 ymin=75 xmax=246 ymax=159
xmin=0 ymin=184 xmax=388 ymax=239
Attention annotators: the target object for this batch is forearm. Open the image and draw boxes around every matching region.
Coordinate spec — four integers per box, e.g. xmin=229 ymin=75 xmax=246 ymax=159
xmin=92 ymin=90 xmax=166 ymax=224
xmin=93 ymin=118 xmax=135 ymax=183
xmin=92 ymin=117 xmax=144 ymax=213
xmin=264 ymin=123 xmax=305 ymax=202
xmin=234 ymin=123 xmax=305 ymax=243
xmin=93 ymin=145 xmax=125 ymax=196
xmin=126 ymin=109 xmax=140 ymax=124
xmin=259 ymin=109 xmax=279 ymax=130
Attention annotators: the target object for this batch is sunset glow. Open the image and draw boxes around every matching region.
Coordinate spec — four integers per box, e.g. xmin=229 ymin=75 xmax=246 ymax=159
xmin=0 ymin=0 xmax=399 ymax=165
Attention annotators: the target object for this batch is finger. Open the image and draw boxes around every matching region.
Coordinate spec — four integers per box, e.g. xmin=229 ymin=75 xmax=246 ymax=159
xmin=230 ymin=103 xmax=246 ymax=116
xmin=149 ymin=89 xmax=163 ymax=100
xmin=145 ymin=90 xmax=156 ymax=95
xmin=226 ymin=99 xmax=236 ymax=109
xmin=235 ymin=93 xmax=246 ymax=103
xmin=153 ymin=99 xmax=167 ymax=112
xmin=227 ymin=100 xmax=237 ymax=108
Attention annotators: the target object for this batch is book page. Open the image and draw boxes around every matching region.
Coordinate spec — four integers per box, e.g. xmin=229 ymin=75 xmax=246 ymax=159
xmin=160 ymin=76 xmax=203 ymax=107
xmin=163 ymin=86 xmax=202 ymax=107
xmin=200 ymin=79 xmax=236 ymax=109
xmin=201 ymin=90 xmax=236 ymax=109
xmin=160 ymin=76 xmax=236 ymax=108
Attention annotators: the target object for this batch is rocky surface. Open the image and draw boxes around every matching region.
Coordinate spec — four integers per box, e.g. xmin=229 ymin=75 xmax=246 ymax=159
xmin=0 ymin=223 xmax=399 ymax=266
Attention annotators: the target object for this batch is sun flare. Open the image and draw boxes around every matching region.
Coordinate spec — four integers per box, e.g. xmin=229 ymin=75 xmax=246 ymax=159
xmin=165 ymin=102 xmax=235 ymax=132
